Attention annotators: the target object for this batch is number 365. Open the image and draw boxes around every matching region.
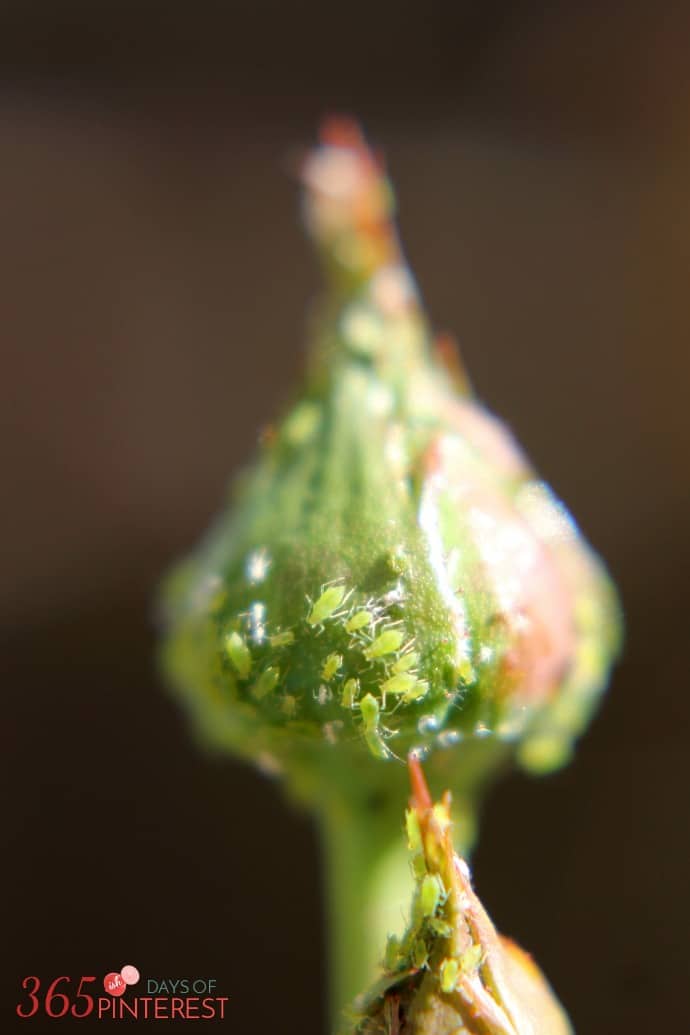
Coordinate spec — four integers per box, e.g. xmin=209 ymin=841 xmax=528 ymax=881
xmin=16 ymin=976 xmax=96 ymax=1019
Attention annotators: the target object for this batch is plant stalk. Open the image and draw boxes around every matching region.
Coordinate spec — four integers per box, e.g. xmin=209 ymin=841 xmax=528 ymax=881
xmin=319 ymin=796 xmax=411 ymax=1032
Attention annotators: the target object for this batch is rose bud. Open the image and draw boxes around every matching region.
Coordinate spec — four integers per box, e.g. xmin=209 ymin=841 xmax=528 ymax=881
xmin=160 ymin=119 xmax=619 ymax=802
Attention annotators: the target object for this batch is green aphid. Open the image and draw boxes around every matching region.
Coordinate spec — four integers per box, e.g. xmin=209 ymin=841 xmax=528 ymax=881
xmin=456 ymin=658 xmax=477 ymax=685
xmin=404 ymin=679 xmax=430 ymax=703
xmin=459 ymin=944 xmax=483 ymax=972
xmin=411 ymin=853 xmax=427 ymax=880
xmin=360 ymin=692 xmax=394 ymax=760
xmin=428 ymin=917 xmax=453 ymax=938
xmin=439 ymin=957 xmax=459 ymax=994
xmin=384 ymin=935 xmax=400 ymax=971
xmin=392 ymin=651 xmax=419 ymax=674
xmin=321 ymin=652 xmax=343 ymax=681
xmin=419 ymin=873 xmax=445 ymax=918
xmin=405 ymin=808 xmax=422 ymax=853
xmin=224 ymin=631 xmax=252 ymax=680
xmin=364 ymin=627 xmax=404 ymax=660
xmin=307 ymin=584 xmax=346 ymax=626
xmin=381 ymin=672 xmax=417 ymax=698
xmin=252 ymin=666 xmax=280 ymax=700
xmin=345 ymin=610 xmax=373 ymax=633
xmin=412 ymin=939 xmax=429 ymax=969
xmin=342 ymin=677 xmax=360 ymax=709
xmin=270 ymin=630 xmax=295 ymax=648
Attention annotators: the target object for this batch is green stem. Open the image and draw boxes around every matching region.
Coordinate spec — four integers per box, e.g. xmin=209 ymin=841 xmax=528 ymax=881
xmin=319 ymin=796 xmax=411 ymax=1032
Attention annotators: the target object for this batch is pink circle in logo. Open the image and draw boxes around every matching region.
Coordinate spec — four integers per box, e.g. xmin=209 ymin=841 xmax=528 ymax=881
xmin=104 ymin=972 xmax=126 ymax=996
xmin=121 ymin=965 xmax=140 ymax=986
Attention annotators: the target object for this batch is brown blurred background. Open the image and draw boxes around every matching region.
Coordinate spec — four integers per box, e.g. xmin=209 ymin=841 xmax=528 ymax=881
xmin=2 ymin=2 xmax=689 ymax=1032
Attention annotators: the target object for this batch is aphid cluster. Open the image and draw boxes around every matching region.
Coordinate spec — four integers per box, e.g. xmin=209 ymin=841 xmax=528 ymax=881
xmin=307 ymin=580 xmax=434 ymax=757
xmin=378 ymin=806 xmax=465 ymax=987
xmin=217 ymin=568 xmax=439 ymax=761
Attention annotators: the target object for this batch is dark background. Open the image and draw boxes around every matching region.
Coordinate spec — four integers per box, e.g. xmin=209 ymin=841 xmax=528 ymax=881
xmin=2 ymin=2 xmax=689 ymax=1032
